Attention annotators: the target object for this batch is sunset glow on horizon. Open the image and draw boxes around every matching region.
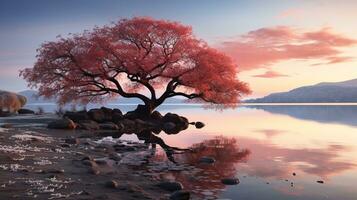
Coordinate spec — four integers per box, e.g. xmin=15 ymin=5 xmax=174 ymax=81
xmin=1 ymin=0 xmax=357 ymax=98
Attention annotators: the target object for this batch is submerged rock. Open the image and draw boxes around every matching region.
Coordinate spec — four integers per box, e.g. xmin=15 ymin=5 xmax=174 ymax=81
xmin=18 ymin=108 xmax=35 ymax=114
xmin=157 ymin=181 xmax=183 ymax=192
xmin=221 ymin=178 xmax=240 ymax=185
xmin=63 ymin=111 xmax=89 ymax=122
xmin=77 ymin=120 xmax=100 ymax=130
xmin=47 ymin=118 xmax=76 ymax=129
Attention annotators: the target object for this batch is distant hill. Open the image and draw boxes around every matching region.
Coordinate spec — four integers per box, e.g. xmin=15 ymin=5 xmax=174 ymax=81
xmin=19 ymin=90 xmax=187 ymax=104
xmin=245 ymin=79 xmax=357 ymax=103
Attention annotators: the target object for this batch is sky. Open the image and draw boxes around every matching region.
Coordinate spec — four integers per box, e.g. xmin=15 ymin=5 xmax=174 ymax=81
xmin=1 ymin=0 xmax=357 ymax=98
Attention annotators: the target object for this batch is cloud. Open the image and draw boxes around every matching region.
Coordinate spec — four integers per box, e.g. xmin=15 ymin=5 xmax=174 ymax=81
xmin=277 ymin=8 xmax=304 ymax=20
xmin=252 ymin=70 xmax=289 ymax=78
xmin=220 ymin=26 xmax=357 ymax=71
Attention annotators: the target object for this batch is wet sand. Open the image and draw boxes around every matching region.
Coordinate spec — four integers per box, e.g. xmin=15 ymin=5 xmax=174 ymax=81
xmin=0 ymin=114 xmax=181 ymax=199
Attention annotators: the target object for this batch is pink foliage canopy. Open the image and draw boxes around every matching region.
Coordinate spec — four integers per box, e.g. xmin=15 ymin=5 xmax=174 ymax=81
xmin=20 ymin=17 xmax=250 ymax=109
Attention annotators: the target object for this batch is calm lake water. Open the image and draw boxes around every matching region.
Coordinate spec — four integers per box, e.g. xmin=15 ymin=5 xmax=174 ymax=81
xmin=24 ymin=104 xmax=357 ymax=199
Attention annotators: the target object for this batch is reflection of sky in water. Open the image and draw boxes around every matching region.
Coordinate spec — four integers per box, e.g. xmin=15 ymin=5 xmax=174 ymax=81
xmin=156 ymin=105 xmax=357 ymax=200
xmin=22 ymin=104 xmax=357 ymax=199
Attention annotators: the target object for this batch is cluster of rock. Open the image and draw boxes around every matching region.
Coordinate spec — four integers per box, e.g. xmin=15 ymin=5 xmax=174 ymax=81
xmin=0 ymin=90 xmax=27 ymax=116
xmin=48 ymin=105 xmax=204 ymax=134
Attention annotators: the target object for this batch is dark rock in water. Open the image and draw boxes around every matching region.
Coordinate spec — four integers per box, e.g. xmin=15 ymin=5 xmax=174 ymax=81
xmin=64 ymin=138 xmax=80 ymax=144
xmin=18 ymin=108 xmax=35 ymax=114
xmin=221 ymin=178 xmax=240 ymax=185
xmin=99 ymin=122 xmax=119 ymax=130
xmin=151 ymin=111 xmax=163 ymax=120
xmin=105 ymin=180 xmax=119 ymax=188
xmin=199 ymin=156 xmax=215 ymax=164
xmin=63 ymin=111 xmax=89 ymax=122
xmin=194 ymin=121 xmax=205 ymax=129
xmin=157 ymin=181 xmax=183 ymax=192
xmin=77 ymin=120 xmax=100 ymax=130
xmin=317 ymin=180 xmax=324 ymax=184
xmin=170 ymin=190 xmax=190 ymax=200
xmin=293 ymin=172 xmax=296 ymax=176
xmin=162 ymin=113 xmax=189 ymax=134
xmin=48 ymin=118 xmax=76 ymax=129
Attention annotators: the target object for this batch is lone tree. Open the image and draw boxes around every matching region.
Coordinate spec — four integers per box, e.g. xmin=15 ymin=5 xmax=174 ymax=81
xmin=21 ymin=17 xmax=250 ymax=114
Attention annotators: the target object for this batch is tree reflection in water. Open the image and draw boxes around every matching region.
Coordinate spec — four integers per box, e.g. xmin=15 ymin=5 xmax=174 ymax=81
xmin=134 ymin=130 xmax=251 ymax=198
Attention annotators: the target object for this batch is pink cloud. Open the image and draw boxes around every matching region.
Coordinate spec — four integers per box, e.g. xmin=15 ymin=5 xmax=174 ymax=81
xmin=220 ymin=26 xmax=357 ymax=71
xmin=253 ymin=70 xmax=289 ymax=78
xmin=277 ymin=8 xmax=304 ymax=20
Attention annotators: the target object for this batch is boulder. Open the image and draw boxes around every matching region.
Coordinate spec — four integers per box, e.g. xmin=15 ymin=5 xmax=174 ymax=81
xmin=99 ymin=122 xmax=119 ymax=130
xmin=18 ymin=108 xmax=35 ymax=114
xmin=47 ymin=118 xmax=76 ymax=129
xmin=88 ymin=108 xmax=105 ymax=123
xmin=112 ymin=109 xmax=124 ymax=123
xmin=0 ymin=90 xmax=27 ymax=115
xmin=100 ymin=106 xmax=113 ymax=121
xmin=77 ymin=120 xmax=100 ymax=130
xmin=63 ymin=111 xmax=89 ymax=122
xmin=124 ymin=104 xmax=151 ymax=119
xmin=162 ymin=113 xmax=189 ymax=134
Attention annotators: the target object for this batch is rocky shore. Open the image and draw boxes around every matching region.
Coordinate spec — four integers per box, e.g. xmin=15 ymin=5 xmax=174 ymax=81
xmin=0 ymin=106 xmax=245 ymax=200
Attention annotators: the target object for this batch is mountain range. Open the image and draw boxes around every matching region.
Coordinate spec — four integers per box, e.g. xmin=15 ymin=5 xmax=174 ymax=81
xmin=245 ymin=78 xmax=357 ymax=103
